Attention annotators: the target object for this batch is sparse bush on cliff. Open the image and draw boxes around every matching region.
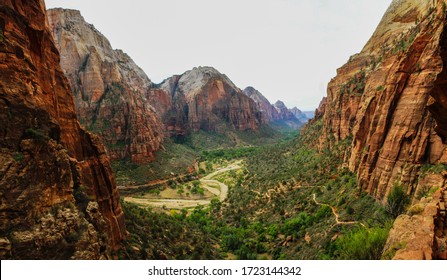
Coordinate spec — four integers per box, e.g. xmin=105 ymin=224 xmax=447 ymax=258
xmin=385 ymin=185 xmax=410 ymax=218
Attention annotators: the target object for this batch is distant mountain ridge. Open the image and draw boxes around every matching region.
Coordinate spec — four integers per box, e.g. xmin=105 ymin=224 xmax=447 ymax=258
xmin=243 ymin=87 xmax=307 ymax=128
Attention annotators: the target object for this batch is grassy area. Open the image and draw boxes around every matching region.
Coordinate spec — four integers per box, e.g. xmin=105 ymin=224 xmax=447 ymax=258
xmin=184 ymin=125 xmax=283 ymax=151
xmin=112 ymin=140 xmax=199 ymax=185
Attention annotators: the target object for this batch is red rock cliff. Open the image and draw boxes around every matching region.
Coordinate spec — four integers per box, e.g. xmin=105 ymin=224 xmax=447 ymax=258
xmin=316 ymin=0 xmax=447 ymax=200
xmin=47 ymin=9 xmax=165 ymax=164
xmin=160 ymin=67 xmax=265 ymax=134
xmin=0 ymin=0 xmax=125 ymax=259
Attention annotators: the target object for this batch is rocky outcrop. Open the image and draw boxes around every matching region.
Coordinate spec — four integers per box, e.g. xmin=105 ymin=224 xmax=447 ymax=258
xmin=383 ymin=185 xmax=447 ymax=260
xmin=0 ymin=0 xmax=125 ymax=259
xmin=48 ymin=9 xmax=165 ymax=163
xmin=243 ymin=86 xmax=302 ymax=128
xmin=314 ymin=0 xmax=447 ymax=200
xmin=159 ymin=67 xmax=264 ymax=134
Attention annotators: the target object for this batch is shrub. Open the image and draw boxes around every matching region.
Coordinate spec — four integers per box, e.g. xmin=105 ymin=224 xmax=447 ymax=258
xmin=281 ymin=212 xmax=313 ymax=237
xmin=385 ymin=185 xmax=410 ymax=218
xmin=24 ymin=128 xmax=49 ymax=142
xmin=334 ymin=226 xmax=389 ymax=260
xmin=13 ymin=152 xmax=24 ymax=162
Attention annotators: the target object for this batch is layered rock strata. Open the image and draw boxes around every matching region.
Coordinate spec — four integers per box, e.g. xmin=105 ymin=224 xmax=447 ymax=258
xmin=48 ymin=9 xmax=164 ymax=163
xmin=0 ymin=0 xmax=125 ymax=259
xmin=315 ymin=0 xmax=447 ymax=200
xmin=159 ymin=67 xmax=265 ymax=134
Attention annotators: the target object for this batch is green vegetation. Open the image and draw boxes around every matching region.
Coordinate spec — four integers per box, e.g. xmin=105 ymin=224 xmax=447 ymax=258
xmin=416 ymin=186 xmax=439 ymax=200
xmin=385 ymin=185 xmax=410 ymax=218
xmin=112 ymin=124 xmax=284 ymax=185
xmin=200 ymin=147 xmax=260 ymax=162
xmin=116 ymin=202 xmax=220 ymax=259
xmin=117 ymin=118 xmax=394 ymax=260
xmin=185 ymin=125 xmax=282 ymax=151
xmin=339 ymin=70 xmax=366 ymax=96
xmin=393 ymin=26 xmax=419 ymax=54
xmin=112 ymin=140 xmax=199 ymax=185
xmin=376 ymin=85 xmax=386 ymax=92
xmin=420 ymin=163 xmax=447 ymax=177
xmin=329 ymin=225 xmax=390 ymax=260
xmin=13 ymin=152 xmax=24 ymax=162
xmin=24 ymin=128 xmax=49 ymax=142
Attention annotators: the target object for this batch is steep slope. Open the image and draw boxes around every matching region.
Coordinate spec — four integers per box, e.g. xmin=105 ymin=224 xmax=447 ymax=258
xmin=243 ymin=86 xmax=302 ymax=128
xmin=243 ymin=86 xmax=279 ymax=121
xmin=311 ymin=0 xmax=447 ymax=260
xmin=316 ymin=0 xmax=447 ymax=199
xmin=47 ymin=9 xmax=165 ymax=163
xmin=159 ymin=67 xmax=265 ymax=134
xmin=0 ymin=0 xmax=125 ymax=259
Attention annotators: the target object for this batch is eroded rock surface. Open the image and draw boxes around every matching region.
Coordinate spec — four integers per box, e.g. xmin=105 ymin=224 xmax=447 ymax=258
xmin=0 ymin=0 xmax=125 ymax=259
xmin=48 ymin=9 xmax=165 ymax=163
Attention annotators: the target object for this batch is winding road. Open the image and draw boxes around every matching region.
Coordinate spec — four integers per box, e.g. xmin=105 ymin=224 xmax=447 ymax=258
xmin=124 ymin=161 xmax=242 ymax=210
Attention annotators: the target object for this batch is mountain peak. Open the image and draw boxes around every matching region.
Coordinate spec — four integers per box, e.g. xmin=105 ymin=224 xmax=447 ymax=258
xmin=274 ymin=100 xmax=287 ymax=109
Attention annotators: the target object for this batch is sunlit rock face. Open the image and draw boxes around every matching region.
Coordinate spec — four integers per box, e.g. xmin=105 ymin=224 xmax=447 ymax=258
xmin=159 ymin=66 xmax=265 ymax=134
xmin=316 ymin=0 xmax=447 ymax=200
xmin=48 ymin=8 xmax=165 ymax=164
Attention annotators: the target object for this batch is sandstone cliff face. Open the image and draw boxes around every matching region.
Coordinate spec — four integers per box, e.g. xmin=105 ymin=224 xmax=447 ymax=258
xmin=316 ymin=0 xmax=447 ymax=200
xmin=243 ymin=86 xmax=302 ymax=128
xmin=47 ymin=9 xmax=165 ymax=163
xmin=0 ymin=0 xmax=124 ymax=259
xmin=159 ymin=67 xmax=264 ymax=134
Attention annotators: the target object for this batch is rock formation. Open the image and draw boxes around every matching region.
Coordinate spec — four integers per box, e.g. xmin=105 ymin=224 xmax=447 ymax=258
xmin=243 ymin=86 xmax=303 ymax=128
xmin=47 ymin=9 xmax=165 ymax=163
xmin=273 ymin=100 xmax=302 ymax=128
xmin=0 ymin=0 xmax=125 ymax=259
xmin=309 ymin=0 xmax=447 ymax=260
xmin=383 ymin=186 xmax=447 ymax=260
xmin=159 ymin=67 xmax=264 ymax=134
xmin=315 ymin=0 xmax=447 ymax=199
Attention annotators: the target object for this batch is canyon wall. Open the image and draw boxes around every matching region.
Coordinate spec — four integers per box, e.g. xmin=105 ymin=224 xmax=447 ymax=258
xmin=48 ymin=9 xmax=165 ymax=163
xmin=0 ymin=0 xmax=125 ymax=259
xmin=317 ymin=0 xmax=447 ymax=200
xmin=311 ymin=0 xmax=447 ymax=260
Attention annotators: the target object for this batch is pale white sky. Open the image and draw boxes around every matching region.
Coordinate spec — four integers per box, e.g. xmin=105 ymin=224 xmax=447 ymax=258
xmin=45 ymin=0 xmax=391 ymax=111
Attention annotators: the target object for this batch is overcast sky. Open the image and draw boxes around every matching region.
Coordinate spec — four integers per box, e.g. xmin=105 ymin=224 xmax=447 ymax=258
xmin=45 ymin=0 xmax=391 ymax=111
